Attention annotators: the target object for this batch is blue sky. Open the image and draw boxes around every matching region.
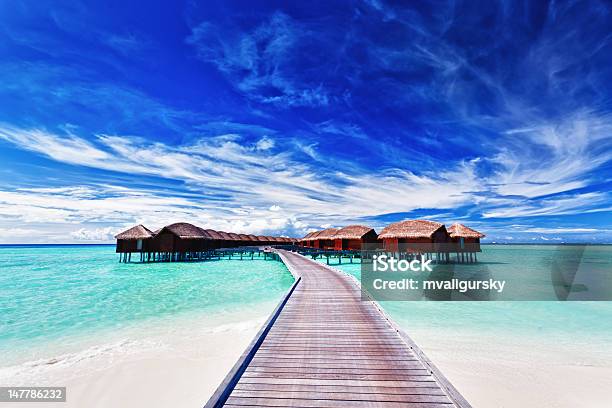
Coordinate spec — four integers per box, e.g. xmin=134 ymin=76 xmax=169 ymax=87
xmin=0 ymin=0 xmax=611 ymax=243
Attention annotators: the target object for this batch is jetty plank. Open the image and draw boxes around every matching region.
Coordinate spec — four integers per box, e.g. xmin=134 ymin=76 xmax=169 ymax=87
xmin=204 ymin=250 xmax=471 ymax=408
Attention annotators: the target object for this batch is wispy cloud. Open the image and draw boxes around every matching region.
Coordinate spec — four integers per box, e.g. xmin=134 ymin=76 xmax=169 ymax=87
xmin=186 ymin=12 xmax=330 ymax=107
xmin=0 ymin=124 xmax=485 ymax=239
xmin=1 ymin=1 xmax=612 ymax=242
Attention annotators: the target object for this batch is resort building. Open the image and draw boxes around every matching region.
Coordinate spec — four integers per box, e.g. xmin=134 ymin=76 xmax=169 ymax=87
xmin=333 ymin=225 xmax=378 ymax=250
xmin=150 ymin=222 xmax=212 ymax=254
xmin=202 ymin=229 xmax=226 ymax=249
xmin=378 ymin=220 xmax=450 ymax=253
xmin=256 ymin=235 xmax=270 ymax=245
xmin=114 ymin=219 xmax=484 ymax=263
xmin=115 ymin=224 xmax=154 ymax=255
xmin=448 ymin=223 xmax=485 ymax=252
xmin=299 ymin=231 xmax=319 ymax=247
xmin=313 ymin=228 xmax=339 ymax=249
xmin=115 ymin=222 xmax=297 ymax=262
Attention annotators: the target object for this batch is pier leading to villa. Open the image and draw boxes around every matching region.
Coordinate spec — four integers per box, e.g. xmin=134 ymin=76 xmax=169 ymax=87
xmin=205 ymin=249 xmax=472 ymax=408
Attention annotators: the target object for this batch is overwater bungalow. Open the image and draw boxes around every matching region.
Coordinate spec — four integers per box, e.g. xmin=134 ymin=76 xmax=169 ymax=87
xmin=255 ymin=235 xmax=269 ymax=245
xmin=237 ymin=234 xmax=252 ymax=245
xmin=114 ymin=222 xmax=298 ymax=262
xmin=226 ymin=232 xmax=242 ymax=247
xmin=214 ymin=231 xmax=233 ymax=248
xmin=448 ymin=223 xmax=485 ymax=253
xmin=299 ymin=231 xmax=317 ymax=247
xmin=267 ymin=236 xmax=277 ymax=245
xmin=246 ymin=234 xmax=260 ymax=243
xmin=202 ymin=229 xmax=226 ymax=249
xmin=333 ymin=225 xmax=378 ymax=250
xmin=313 ymin=228 xmax=339 ymax=250
xmin=378 ymin=220 xmax=449 ymax=253
xmin=115 ymin=224 xmax=154 ymax=256
xmin=151 ymin=222 xmax=213 ymax=253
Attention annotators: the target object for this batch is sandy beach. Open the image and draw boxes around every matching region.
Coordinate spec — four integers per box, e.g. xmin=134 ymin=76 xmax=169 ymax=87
xmin=413 ymin=331 xmax=612 ymax=408
xmin=2 ymin=310 xmax=611 ymax=408
xmin=0 ymin=308 xmax=268 ymax=408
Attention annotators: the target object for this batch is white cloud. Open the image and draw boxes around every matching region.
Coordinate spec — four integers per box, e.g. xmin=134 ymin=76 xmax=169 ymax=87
xmin=255 ymin=136 xmax=275 ymax=150
xmin=482 ymin=192 xmax=608 ymax=218
xmin=491 ymin=111 xmax=612 ymax=198
xmin=71 ymin=227 xmax=116 ymax=241
xmin=523 ymin=227 xmax=603 ymax=234
xmin=0 ymin=117 xmax=610 ymax=243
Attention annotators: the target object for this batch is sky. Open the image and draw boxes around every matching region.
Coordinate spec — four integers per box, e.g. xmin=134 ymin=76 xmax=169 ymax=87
xmin=0 ymin=0 xmax=611 ymax=244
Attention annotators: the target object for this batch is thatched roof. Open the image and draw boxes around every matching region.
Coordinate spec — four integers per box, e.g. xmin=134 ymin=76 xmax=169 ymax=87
xmin=300 ymin=231 xmax=317 ymax=241
xmin=115 ymin=224 xmax=154 ymax=240
xmin=237 ymin=234 xmax=251 ymax=241
xmin=263 ymin=236 xmax=276 ymax=241
xmin=202 ymin=229 xmax=224 ymax=240
xmin=334 ymin=225 xmax=376 ymax=240
xmin=448 ymin=223 xmax=485 ymax=238
xmin=315 ymin=228 xmax=339 ymax=240
xmin=212 ymin=231 xmax=229 ymax=240
xmin=227 ymin=232 xmax=242 ymax=240
xmin=246 ymin=234 xmax=260 ymax=241
xmin=378 ymin=220 xmax=445 ymax=239
xmin=160 ymin=222 xmax=211 ymax=239
xmin=256 ymin=235 xmax=269 ymax=241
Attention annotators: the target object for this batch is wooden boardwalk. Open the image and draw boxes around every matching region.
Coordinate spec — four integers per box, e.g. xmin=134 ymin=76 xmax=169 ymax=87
xmin=205 ymin=250 xmax=471 ymax=408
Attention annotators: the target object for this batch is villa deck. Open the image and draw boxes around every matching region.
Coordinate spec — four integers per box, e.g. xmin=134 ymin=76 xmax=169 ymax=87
xmin=205 ymin=250 xmax=471 ymax=408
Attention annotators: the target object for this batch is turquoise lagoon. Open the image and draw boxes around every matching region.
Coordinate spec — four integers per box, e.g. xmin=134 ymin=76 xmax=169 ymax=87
xmin=0 ymin=245 xmax=293 ymax=366
xmin=1 ymin=244 xmax=611 ymax=370
xmin=321 ymin=245 xmax=612 ymax=358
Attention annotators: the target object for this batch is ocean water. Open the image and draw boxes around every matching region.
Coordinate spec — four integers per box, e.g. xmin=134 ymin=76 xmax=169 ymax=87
xmin=321 ymin=245 xmax=612 ymax=356
xmin=0 ymin=245 xmax=293 ymax=366
xmin=2 ymin=244 xmax=611 ymax=374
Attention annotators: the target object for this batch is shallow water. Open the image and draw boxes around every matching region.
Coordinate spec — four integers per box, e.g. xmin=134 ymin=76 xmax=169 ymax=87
xmin=2 ymin=244 xmax=611 ymax=369
xmin=323 ymin=245 xmax=612 ymax=356
xmin=0 ymin=245 xmax=293 ymax=365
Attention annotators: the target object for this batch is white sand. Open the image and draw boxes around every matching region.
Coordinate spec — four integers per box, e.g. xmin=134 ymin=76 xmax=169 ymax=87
xmin=411 ymin=331 xmax=612 ymax=408
xmin=2 ymin=312 xmax=611 ymax=407
xmin=55 ymin=329 xmax=254 ymax=408
xmin=0 ymin=308 xmax=269 ymax=408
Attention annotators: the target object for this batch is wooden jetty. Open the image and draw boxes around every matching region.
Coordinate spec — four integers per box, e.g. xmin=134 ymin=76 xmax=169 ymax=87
xmin=205 ymin=249 xmax=471 ymax=408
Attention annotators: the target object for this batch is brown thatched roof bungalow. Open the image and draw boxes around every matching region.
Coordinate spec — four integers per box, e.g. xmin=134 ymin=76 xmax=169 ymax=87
xmin=201 ymin=229 xmax=227 ymax=249
xmin=203 ymin=229 xmax=223 ymax=240
xmin=299 ymin=231 xmax=318 ymax=247
xmin=150 ymin=222 xmax=212 ymax=253
xmin=313 ymin=228 xmax=338 ymax=249
xmin=333 ymin=225 xmax=378 ymax=251
xmin=237 ymin=234 xmax=251 ymax=244
xmin=115 ymin=224 xmax=154 ymax=253
xmin=254 ymin=235 xmax=269 ymax=245
xmin=378 ymin=220 xmax=449 ymax=252
xmin=448 ymin=223 xmax=485 ymax=252
xmin=115 ymin=221 xmax=297 ymax=262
